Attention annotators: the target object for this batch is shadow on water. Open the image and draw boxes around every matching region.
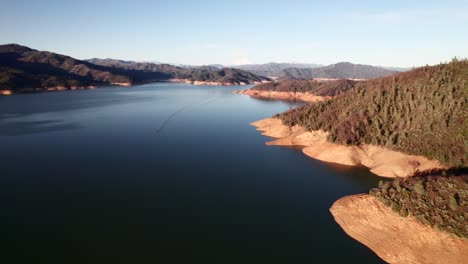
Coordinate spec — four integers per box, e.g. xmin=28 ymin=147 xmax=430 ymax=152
xmin=0 ymin=89 xmax=152 ymax=120
xmin=0 ymin=119 xmax=82 ymax=136
xmin=0 ymin=83 xmax=385 ymax=263
xmin=156 ymin=95 xmax=223 ymax=134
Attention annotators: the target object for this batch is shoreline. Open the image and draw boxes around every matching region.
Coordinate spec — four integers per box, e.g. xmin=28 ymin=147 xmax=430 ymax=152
xmin=251 ymin=118 xmax=443 ymax=178
xmin=330 ymin=194 xmax=468 ymax=264
xmin=235 ymin=89 xmax=332 ymax=103
xmin=168 ymin=78 xmax=271 ymax=86
xmin=0 ymin=90 xmax=13 ymax=95
xmin=0 ymin=80 xmax=269 ymax=96
xmin=0 ymin=83 xmax=135 ymax=95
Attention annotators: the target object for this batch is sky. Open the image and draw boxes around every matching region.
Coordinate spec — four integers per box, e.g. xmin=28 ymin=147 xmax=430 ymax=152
xmin=1 ymin=0 xmax=467 ymax=67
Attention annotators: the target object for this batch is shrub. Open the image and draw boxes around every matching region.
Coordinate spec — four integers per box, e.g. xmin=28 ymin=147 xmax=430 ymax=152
xmin=369 ymin=170 xmax=468 ymax=238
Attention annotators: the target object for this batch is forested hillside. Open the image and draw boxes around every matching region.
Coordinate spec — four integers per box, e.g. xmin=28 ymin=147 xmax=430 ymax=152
xmin=0 ymin=44 xmax=270 ymax=92
xmin=87 ymin=58 xmax=271 ymax=84
xmin=277 ymin=62 xmax=396 ymax=81
xmin=251 ymin=79 xmax=357 ymax=96
xmin=0 ymin=44 xmax=166 ymax=90
xmin=276 ymin=59 xmax=468 ymax=167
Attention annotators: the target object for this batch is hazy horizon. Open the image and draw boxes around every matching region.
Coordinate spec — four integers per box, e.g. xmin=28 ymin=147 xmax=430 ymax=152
xmin=1 ymin=0 xmax=467 ymax=67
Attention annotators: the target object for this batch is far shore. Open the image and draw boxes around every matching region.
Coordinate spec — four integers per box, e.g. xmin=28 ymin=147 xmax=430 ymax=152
xmin=0 ymin=82 xmax=137 ymax=95
xmin=1 ymin=79 xmax=273 ymax=96
xmin=251 ymin=118 xmax=443 ymax=178
xmin=168 ymin=78 xmax=271 ymax=86
xmin=235 ymin=89 xmax=332 ymax=103
xmin=0 ymin=89 xmax=13 ymax=95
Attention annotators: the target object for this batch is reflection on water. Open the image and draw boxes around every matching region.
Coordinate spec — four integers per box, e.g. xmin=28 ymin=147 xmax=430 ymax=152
xmin=0 ymin=119 xmax=81 ymax=136
xmin=0 ymin=83 xmax=384 ymax=263
xmin=0 ymin=87 xmax=151 ymax=119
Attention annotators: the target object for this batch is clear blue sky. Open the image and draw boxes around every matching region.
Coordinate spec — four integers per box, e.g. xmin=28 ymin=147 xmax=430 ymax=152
xmin=1 ymin=0 xmax=467 ymax=67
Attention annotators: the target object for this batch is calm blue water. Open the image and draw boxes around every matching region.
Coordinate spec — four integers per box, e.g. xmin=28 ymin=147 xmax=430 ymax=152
xmin=0 ymin=83 xmax=384 ymax=263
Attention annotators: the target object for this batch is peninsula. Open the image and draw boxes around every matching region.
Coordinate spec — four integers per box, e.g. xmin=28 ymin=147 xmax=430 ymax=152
xmin=242 ymin=59 xmax=468 ymax=263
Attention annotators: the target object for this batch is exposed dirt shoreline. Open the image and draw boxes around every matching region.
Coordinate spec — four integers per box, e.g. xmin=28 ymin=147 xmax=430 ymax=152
xmin=0 ymin=80 xmax=267 ymax=96
xmin=251 ymin=118 xmax=443 ymax=178
xmin=0 ymin=90 xmax=13 ymax=95
xmin=0 ymin=82 xmax=135 ymax=95
xmin=330 ymin=194 xmax=468 ymax=264
xmin=235 ymin=89 xmax=332 ymax=103
xmin=169 ymin=78 xmax=271 ymax=86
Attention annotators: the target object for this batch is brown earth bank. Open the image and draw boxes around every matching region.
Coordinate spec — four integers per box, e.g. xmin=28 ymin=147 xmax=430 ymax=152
xmin=330 ymin=194 xmax=468 ymax=264
xmin=110 ymin=82 xmax=132 ymax=87
xmin=0 ymin=89 xmax=13 ymax=95
xmin=169 ymin=78 xmax=271 ymax=86
xmin=251 ymin=118 xmax=443 ymax=178
xmin=47 ymin=85 xmax=97 ymax=91
xmin=235 ymin=89 xmax=332 ymax=103
xmin=2 ymin=85 xmax=99 ymax=94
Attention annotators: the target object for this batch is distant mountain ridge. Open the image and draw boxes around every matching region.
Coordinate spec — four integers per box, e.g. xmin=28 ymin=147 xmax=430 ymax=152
xmin=230 ymin=62 xmax=399 ymax=80
xmin=278 ymin=62 xmax=397 ymax=81
xmin=0 ymin=44 xmax=149 ymax=91
xmin=86 ymin=58 xmax=270 ymax=84
xmin=86 ymin=59 xmax=403 ymax=81
xmin=233 ymin=62 xmax=323 ymax=77
xmin=0 ymin=44 xmax=270 ymax=92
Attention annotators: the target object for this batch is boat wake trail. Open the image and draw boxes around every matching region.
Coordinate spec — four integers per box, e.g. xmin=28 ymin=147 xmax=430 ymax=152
xmin=156 ymin=96 xmax=220 ymax=134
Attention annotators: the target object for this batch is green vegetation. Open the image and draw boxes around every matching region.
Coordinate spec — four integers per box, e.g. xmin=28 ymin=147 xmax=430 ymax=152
xmin=252 ymin=79 xmax=356 ymax=96
xmin=369 ymin=170 xmax=468 ymax=238
xmin=276 ymin=60 xmax=468 ymax=167
xmin=277 ymin=62 xmax=396 ymax=81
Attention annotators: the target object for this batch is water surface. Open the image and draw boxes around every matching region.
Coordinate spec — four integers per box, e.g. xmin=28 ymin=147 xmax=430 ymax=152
xmin=0 ymin=83 xmax=384 ymax=263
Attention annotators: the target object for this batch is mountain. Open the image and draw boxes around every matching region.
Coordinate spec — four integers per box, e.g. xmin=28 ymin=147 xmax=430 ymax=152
xmin=233 ymin=62 xmax=395 ymax=80
xmin=206 ymin=64 xmax=224 ymax=69
xmin=86 ymin=58 xmax=183 ymax=74
xmin=0 ymin=44 xmax=270 ymax=92
xmin=86 ymin=58 xmax=138 ymax=67
xmin=276 ymin=59 xmax=467 ymax=167
xmin=87 ymin=58 xmax=270 ymax=84
xmin=278 ymin=62 xmax=396 ymax=81
xmin=0 ymin=44 xmax=172 ymax=91
xmin=234 ymin=62 xmax=322 ymax=77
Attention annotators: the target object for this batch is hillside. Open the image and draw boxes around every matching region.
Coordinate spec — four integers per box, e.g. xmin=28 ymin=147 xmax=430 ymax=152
xmin=234 ymin=62 xmax=322 ymax=77
xmin=86 ymin=58 xmax=183 ymax=74
xmin=0 ymin=44 xmax=270 ymax=92
xmin=0 ymin=44 xmax=170 ymax=91
xmin=278 ymin=62 xmax=396 ymax=81
xmin=87 ymin=58 xmax=270 ymax=84
xmin=276 ymin=59 xmax=468 ymax=167
xmin=251 ymin=79 xmax=357 ymax=96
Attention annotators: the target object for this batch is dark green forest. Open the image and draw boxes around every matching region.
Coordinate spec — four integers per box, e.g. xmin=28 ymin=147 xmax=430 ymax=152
xmin=276 ymin=59 xmax=468 ymax=167
xmin=369 ymin=169 xmax=467 ymax=238
xmin=252 ymin=79 xmax=357 ymax=96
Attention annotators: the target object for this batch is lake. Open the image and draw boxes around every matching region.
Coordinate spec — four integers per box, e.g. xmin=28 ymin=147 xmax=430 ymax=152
xmin=0 ymin=83 xmax=384 ymax=263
